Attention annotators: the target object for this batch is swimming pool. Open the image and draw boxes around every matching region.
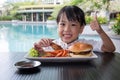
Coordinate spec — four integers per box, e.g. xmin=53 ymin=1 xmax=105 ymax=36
xmin=0 ymin=23 xmax=100 ymax=52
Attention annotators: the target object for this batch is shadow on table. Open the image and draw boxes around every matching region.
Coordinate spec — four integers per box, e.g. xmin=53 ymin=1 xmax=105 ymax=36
xmin=16 ymin=67 xmax=41 ymax=74
xmin=41 ymin=61 xmax=96 ymax=68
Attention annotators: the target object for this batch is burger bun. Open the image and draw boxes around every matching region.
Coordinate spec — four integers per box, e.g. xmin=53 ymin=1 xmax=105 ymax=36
xmin=68 ymin=42 xmax=93 ymax=57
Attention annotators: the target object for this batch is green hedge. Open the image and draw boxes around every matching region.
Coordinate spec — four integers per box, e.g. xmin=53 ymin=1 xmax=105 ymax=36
xmin=0 ymin=15 xmax=22 ymax=21
xmin=85 ymin=16 xmax=93 ymax=24
xmin=47 ymin=16 xmax=55 ymax=20
xmin=85 ymin=15 xmax=108 ymax=24
xmin=112 ymin=14 xmax=120 ymax=35
xmin=0 ymin=16 xmax=13 ymax=21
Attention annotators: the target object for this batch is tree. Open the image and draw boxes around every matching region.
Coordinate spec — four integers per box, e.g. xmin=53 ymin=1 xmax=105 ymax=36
xmin=51 ymin=0 xmax=84 ymax=19
xmin=70 ymin=0 xmax=84 ymax=5
xmin=2 ymin=1 xmax=36 ymax=20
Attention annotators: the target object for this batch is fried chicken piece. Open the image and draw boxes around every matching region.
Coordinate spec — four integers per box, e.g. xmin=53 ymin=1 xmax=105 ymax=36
xmin=50 ymin=42 xmax=63 ymax=50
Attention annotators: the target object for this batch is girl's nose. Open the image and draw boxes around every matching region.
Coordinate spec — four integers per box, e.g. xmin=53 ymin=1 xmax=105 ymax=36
xmin=64 ymin=24 xmax=71 ymax=31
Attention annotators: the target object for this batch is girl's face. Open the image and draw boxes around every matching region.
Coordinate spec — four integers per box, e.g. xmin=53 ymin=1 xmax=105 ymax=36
xmin=58 ymin=13 xmax=84 ymax=43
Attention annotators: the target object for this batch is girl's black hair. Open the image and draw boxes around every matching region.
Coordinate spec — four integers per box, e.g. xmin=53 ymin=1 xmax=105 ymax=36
xmin=56 ymin=5 xmax=86 ymax=26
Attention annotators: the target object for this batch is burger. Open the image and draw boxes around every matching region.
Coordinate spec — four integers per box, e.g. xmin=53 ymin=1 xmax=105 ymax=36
xmin=68 ymin=42 xmax=93 ymax=57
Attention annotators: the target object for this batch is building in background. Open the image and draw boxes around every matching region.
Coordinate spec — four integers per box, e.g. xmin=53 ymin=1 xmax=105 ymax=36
xmin=16 ymin=0 xmax=64 ymax=22
xmin=5 ymin=0 xmax=64 ymax=22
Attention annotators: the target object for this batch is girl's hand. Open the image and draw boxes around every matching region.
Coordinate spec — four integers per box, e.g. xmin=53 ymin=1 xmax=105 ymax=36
xmin=37 ymin=38 xmax=54 ymax=47
xmin=34 ymin=38 xmax=54 ymax=52
xmin=90 ymin=12 xmax=103 ymax=33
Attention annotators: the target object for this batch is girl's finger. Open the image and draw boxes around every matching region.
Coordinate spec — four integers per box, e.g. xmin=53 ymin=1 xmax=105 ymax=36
xmin=34 ymin=43 xmax=39 ymax=49
xmin=42 ymin=39 xmax=51 ymax=46
xmin=94 ymin=12 xmax=97 ymax=20
xmin=90 ymin=22 xmax=95 ymax=31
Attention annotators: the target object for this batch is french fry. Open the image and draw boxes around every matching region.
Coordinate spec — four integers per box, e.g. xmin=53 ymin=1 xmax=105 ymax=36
xmin=61 ymin=50 xmax=67 ymax=57
xmin=41 ymin=50 xmax=69 ymax=57
xmin=55 ymin=51 xmax=63 ymax=57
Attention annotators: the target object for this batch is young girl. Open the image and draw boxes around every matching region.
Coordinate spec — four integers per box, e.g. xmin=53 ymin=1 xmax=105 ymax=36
xmin=34 ymin=5 xmax=115 ymax=53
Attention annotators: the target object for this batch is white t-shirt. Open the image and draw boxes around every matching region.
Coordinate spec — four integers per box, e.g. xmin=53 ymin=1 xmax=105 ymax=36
xmin=43 ymin=38 xmax=103 ymax=52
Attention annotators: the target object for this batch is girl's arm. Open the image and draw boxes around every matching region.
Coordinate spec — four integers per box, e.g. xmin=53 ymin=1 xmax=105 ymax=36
xmin=90 ymin=13 xmax=115 ymax=52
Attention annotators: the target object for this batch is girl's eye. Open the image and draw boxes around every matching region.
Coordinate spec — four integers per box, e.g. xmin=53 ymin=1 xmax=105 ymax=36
xmin=71 ymin=24 xmax=77 ymax=26
xmin=59 ymin=23 xmax=65 ymax=26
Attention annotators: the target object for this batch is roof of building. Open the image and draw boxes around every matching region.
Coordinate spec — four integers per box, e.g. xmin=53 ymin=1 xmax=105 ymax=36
xmin=19 ymin=4 xmax=57 ymax=9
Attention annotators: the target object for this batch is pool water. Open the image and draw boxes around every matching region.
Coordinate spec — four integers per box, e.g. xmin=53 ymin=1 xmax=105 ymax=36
xmin=0 ymin=23 xmax=100 ymax=52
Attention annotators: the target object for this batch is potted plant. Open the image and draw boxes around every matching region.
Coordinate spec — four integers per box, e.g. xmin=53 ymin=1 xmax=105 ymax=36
xmin=112 ymin=14 xmax=120 ymax=35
